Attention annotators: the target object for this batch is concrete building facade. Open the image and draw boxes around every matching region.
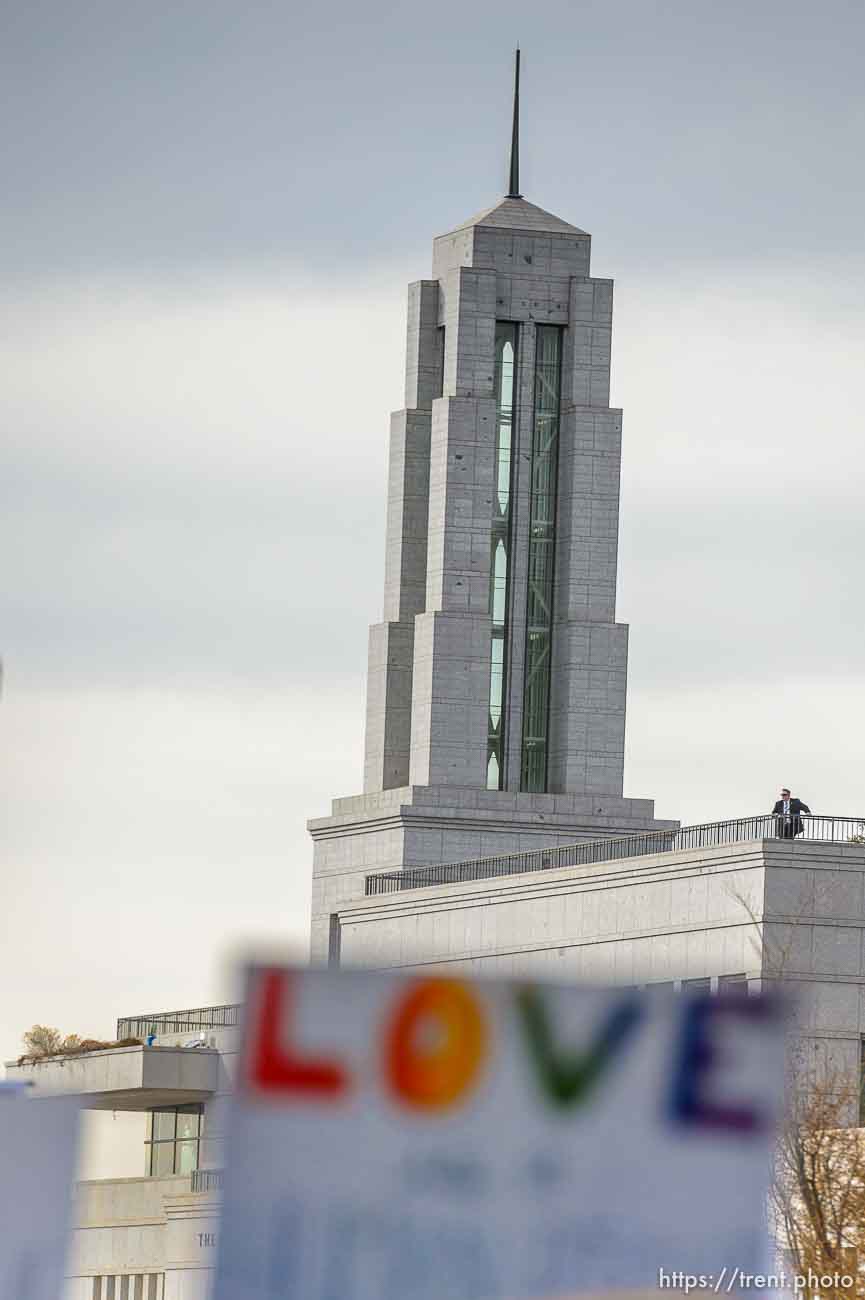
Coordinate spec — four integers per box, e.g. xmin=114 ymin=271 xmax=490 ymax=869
xmin=7 ymin=1011 xmax=239 ymax=1300
xmin=339 ymin=827 xmax=865 ymax=1092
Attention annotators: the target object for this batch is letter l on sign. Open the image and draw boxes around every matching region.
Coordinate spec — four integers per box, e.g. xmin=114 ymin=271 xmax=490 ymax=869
xmin=247 ymin=970 xmax=349 ymax=1099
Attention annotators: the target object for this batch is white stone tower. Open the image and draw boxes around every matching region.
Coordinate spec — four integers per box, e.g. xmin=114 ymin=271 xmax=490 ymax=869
xmin=308 ymin=54 xmax=676 ymax=962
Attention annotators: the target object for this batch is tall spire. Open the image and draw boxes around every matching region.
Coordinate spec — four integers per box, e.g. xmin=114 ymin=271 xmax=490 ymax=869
xmin=507 ymin=48 xmax=522 ymax=199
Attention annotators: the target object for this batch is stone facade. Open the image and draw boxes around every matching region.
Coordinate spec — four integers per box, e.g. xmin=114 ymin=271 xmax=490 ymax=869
xmin=309 ymin=786 xmax=677 ymax=965
xmin=333 ymin=836 xmax=865 ymax=1087
xmin=54 ymin=1020 xmax=239 ymax=1300
xmin=309 ymin=193 xmax=676 ymax=963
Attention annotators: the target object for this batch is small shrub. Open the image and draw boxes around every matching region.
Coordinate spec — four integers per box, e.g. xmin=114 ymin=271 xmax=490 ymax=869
xmin=21 ymin=1025 xmax=62 ymax=1059
xmin=17 ymin=1025 xmax=142 ymax=1065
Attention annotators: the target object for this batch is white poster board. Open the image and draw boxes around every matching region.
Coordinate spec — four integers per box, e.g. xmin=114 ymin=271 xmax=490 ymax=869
xmin=213 ymin=967 xmax=786 ymax=1300
xmin=0 ymin=1085 xmax=79 ymax=1300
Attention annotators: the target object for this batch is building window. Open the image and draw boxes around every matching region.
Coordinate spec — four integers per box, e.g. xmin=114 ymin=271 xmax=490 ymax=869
xmin=487 ymin=322 xmax=517 ymax=790
xmin=521 ymin=325 xmax=563 ymax=792
xmin=144 ymin=1104 xmax=202 ymax=1176
xmin=327 ymin=914 xmax=341 ymax=968
xmin=718 ymin=973 xmax=748 ymax=994
xmin=682 ymin=977 xmax=712 ymax=993
xmin=435 ymin=325 xmax=445 ymax=398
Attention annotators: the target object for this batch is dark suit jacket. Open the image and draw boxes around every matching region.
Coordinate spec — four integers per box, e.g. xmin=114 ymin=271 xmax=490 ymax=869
xmin=772 ymin=798 xmax=811 ymax=835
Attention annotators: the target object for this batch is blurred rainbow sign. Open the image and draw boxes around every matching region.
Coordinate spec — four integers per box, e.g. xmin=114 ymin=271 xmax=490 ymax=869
xmin=213 ymin=966 xmax=786 ymax=1300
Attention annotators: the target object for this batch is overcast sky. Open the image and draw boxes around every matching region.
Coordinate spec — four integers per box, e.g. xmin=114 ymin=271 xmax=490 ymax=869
xmin=2 ymin=0 xmax=864 ymax=1092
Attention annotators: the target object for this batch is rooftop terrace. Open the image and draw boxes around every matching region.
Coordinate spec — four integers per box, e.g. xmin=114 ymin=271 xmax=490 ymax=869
xmin=364 ymin=813 xmax=865 ymax=896
xmin=116 ymin=1004 xmax=239 ymax=1041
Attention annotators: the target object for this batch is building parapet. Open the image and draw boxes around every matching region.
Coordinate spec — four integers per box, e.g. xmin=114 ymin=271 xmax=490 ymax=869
xmin=4 ymin=1044 xmax=219 ymax=1111
xmin=364 ymin=813 xmax=865 ymax=896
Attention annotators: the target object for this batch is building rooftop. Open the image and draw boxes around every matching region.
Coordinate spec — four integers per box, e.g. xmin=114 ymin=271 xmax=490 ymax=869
xmin=444 ymin=195 xmax=588 ymax=237
xmin=5 ymin=1043 xmax=219 ymax=1110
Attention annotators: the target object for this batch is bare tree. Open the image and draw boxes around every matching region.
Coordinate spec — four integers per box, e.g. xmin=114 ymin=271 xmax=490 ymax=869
xmin=18 ymin=1026 xmax=142 ymax=1064
xmin=772 ymin=1070 xmax=865 ymax=1300
xmin=728 ymin=875 xmax=865 ymax=1294
xmin=21 ymin=1025 xmax=63 ymax=1059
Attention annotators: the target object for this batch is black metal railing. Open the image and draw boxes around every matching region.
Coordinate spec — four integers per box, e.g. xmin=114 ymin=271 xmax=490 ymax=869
xmin=191 ymin=1169 xmax=224 ymax=1194
xmin=364 ymin=814 xmax=865 ymax=897
xmin=117 ymin=1004 xmax=240 ymax=1041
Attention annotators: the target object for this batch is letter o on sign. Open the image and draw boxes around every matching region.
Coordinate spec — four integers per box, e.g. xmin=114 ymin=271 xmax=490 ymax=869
xmin=385 ymin=980 xmax=487 ymax=1111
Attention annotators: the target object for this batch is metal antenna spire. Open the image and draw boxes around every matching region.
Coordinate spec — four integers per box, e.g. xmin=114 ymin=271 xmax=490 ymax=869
xmin=507 ymin=48 xmax=522 ymax=199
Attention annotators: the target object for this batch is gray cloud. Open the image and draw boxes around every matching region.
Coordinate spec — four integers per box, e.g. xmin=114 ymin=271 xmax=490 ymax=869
xmin=3 ymin=264 xmax=863 ymax=694
xmin=1 ymin=272 xmax=405 ymax=683
xmin=3 ymin=1 xmax=865 ymax=274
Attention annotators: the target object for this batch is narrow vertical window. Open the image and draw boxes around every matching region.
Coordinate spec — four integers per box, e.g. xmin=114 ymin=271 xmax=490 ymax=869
xmin=435 ymin=325 xmax=445 ymax=398
xmin=487 ymin=323 xmax=517 ymax=789
xmin=521 ymin=326 xmax=562 ymax=792
xmin=328 ymin=914 xmax=341 ymax=968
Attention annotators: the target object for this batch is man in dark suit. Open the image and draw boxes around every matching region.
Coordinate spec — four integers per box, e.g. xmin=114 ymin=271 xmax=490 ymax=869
xmin=772 ymin=787 xmax=812 ymax=838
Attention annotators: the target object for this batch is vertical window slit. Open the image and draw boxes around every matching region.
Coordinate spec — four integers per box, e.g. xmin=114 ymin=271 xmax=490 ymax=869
xmin=521 ymin=325 xmax=563 ymax=792
xmin=487 ymin=323 xmax=517 ymax=789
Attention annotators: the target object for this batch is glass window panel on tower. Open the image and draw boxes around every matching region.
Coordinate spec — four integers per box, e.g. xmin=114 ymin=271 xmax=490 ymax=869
xmin=487 ymin=323 xmax=518 ymax=790
xmin=521 ymin=326 xmax=563 ymax=792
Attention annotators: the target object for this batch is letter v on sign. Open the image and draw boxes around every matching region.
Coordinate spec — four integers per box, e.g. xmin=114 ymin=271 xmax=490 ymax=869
xmin=515 ymin=987 xmax=644 ymax=1108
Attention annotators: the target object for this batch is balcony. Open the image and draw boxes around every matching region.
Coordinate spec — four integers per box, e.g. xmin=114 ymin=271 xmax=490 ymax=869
xmin=191 ymin=1168 xmax=224 ymax=1194
xmin=4 ymin=1044 xmax=219 ymax=1110
xmin=364 ymin=813 xmax=865 ymax=896
xmin=116 ymin=1003 xmax=239 ymax=1041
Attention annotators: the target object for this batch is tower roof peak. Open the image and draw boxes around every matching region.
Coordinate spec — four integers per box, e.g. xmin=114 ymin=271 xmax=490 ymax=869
xmin=445 ymin=196 xmax=588 ymax=238
xmin=439 ymin=54 xmax=587 ymax=242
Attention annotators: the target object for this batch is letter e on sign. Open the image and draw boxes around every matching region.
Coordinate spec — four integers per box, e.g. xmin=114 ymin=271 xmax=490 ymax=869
xmin=246 ymin=969 xmax=349 ymax=1101
xmin=670 ymin=996 xmax=775 ymax=1134
xmin=384 ymin=979 xmax=487 ymax=1111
